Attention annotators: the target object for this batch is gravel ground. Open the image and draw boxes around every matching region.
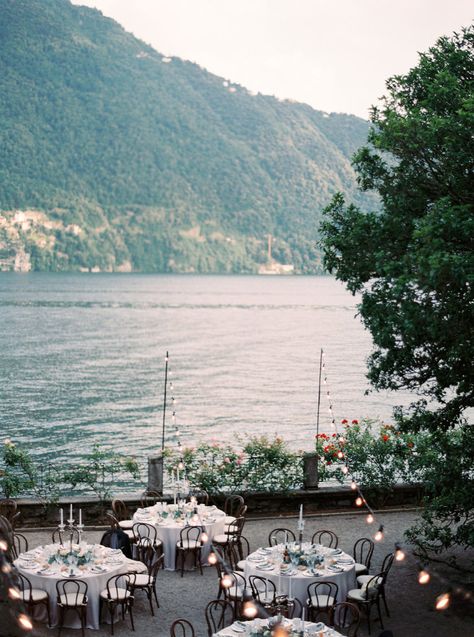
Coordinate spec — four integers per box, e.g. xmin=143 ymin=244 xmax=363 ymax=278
xmin=13 ymin=510 xmax=473 ymax=637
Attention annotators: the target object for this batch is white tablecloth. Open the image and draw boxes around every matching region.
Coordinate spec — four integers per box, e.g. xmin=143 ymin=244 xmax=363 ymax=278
xmin=243 ymin=545 xmax=356 ymax=609
xmin=133 ymin=504 xmax=226 ymax=570
xmin=15 ymin=544 xmax=130 ymax=629
xmin=215 ymin=617 xmax=344 ymax=636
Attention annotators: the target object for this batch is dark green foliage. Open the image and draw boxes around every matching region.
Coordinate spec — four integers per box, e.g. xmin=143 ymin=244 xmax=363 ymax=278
xmin=0 ymin=0 xmax=373 ymax=273
xmin=320 ymin=27 xmax=474 ymax=559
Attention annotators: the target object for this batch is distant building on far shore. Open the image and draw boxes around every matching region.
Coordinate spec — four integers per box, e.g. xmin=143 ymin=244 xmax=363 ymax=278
xmin=258 ymin=234 xmax=294 ymax=275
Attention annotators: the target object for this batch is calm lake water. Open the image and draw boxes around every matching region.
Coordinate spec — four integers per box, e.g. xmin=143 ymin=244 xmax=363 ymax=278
xmin=0 ymin=273 xmax=414 ymax=487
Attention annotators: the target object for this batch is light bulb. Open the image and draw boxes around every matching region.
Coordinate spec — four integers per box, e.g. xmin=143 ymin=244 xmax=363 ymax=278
xmin=418 ymin=570 xmax=430 ymax=584
xmin=395 ymin=544 xmax=405 ymax=561
xmin=208 ymin=552 xmax=217 ymax=565
xmin=337 ymin=451 xmax=344 ymax=459
xmin=18 ymin=614 xmax=33 ymax=631
xmin=355 ymin=497 xmax=363 ymax=507
xmin=374 ymin=525 xmax=384 ymax=541
xmin=201 ymin=532 xmax=209 ymax=543
xmin=435 ymin=592 xmax=451 ymax=610
xmin=9 ymin=587 xmax=20 ymax=600
xmin=341 ymin=465 xmax=349 ymax=475
xmin=178 ymin=461 xmax=184 ymax=470
xmin=350 ymin=481 xmax=357 ymax=490
xmin=366 ymin=514 xmax=374 ymax=524
xmin=243 ymin=601 xmax=258 ymax=618
xmin=338 ymin=437 xmax=345 ymax=443
xmin=0 ymin=539 xmax=8 ymax=551
xmin=2 ymin=563 xmax=12 ymax=573
xmin=221 ymin=574 xmax=232 ymax=588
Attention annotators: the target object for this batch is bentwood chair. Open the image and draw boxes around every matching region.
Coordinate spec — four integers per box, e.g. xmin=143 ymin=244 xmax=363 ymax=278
xmin=307 ymin=581 xmax=339 ymax=623
xmin=132 ymin=522 xmax=163 ymax=559
xmin=99 ymin=573 xmax=135 ymax=635
xmin=353 ymin=537 xmax=375 ymax=576
xmin=220 ymin=571 xmax=247 ymax=619
xmin=214 ymin=516 xmax=246 ymax=564
xmin=11 ymin=532 xmax=29 ymax=559
xmin=17 ymin=572 xmax=51 ymax=627
xmin=0 ymin=499 xmax=21 ymax=528
xmin=112 ymin=498 xmax=135 ymax=531
xmin=268 ymin=528 xmax=296 ymax=546
xmin=347 ymin=572 xmax=384 ymax=635
xmin=205 ymin=599 xmax=234 ymax=636
xmin=234 ymin=535 xmax=251 ymax=571
xmin=170 ymin=619 xmax=196 ymax=636
xmin=175 ymin=526 xmax=203 ymax=577
xmin=311 ymin=529 xmax=339 ymax=548
xmin=56 ymin=578 xmax=88 ymax=637
xmin=248 ymin=575 xmax=276 ymax=608
xmin=52 ymin=527 xmax=80 ymax=545
xmin=140 ymin=490 xmax=161 ymax=508
xmin=357 ymin=552 xmax=394 ymax=617
xmin=331 ymin=601 xmax=361 ymax=637
xmin=223 ymin=495 xmax=245 ymax=525
xmin=129 ymin=552 xmax=164 ymax=616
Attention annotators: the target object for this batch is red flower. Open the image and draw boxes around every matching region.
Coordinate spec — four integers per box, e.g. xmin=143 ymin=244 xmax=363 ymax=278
xmin=332 ymin=433 xmax=337 ymax=438
xmin=382 ymin=434 xmax=390 ymax=442
xmin=352 ymin=419 xmax=358 ymax=425
xmin=341 ymin=419 xmax=348 ymax=425
xmin=327 ymin=461 xmax=332 ymax=466
xmin=407 ymin=441 xmax=414 ymax=448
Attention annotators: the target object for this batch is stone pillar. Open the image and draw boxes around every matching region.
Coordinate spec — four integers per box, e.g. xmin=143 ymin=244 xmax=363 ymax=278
xmin=147 ymin=454 xmax=164 ymax=495
xmin=303 ymin=452 xmax=319 ymax=490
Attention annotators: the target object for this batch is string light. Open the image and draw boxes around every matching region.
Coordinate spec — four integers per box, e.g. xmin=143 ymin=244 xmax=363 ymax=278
xmin=9 ymin=586 xmax=20 ymax=600
xmin=374 ymin=525 xmax=384 ymax=541
xmin=355 ymin=497 xmax=363 ymax=507
xmin=243 ymin=601 xmax=258 ymax=618
xmin=201 ymin=532 xmax=209 ymax=543
xmin=418 ymin=569 xmax=430 ymax=584
xmin=395 ymin=543 xmax=406 ymax=561
xmin=17 ymin=614 xmax=33 ymax=631
xmin=350 ymin=480 xmax=357 ymax=490
xmin=221 ymin=574 xmax=232 ymax=588
xmin=366 ymin=513 xmax=374 ymax=524
xmin=0 ymin=539 xmax=8 ymax=551
xmin=435 ymin=592 xmax=451 ymax=610
xmin=208 ymin=552 xmax=217 ymax=565
xmin=341 ymin=465 xmax=349 ymax=475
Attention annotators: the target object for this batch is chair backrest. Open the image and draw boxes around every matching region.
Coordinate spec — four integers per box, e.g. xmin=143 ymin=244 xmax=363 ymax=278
xmin=178 ymin=525 xmax=201 ymax=548
xmin=0 ymin=499 xmax=18 ymax=525
xmin=112 ymin=498 xmax=129 ymax=521
xmin=0 ymin=514 xmax=14 ymax=540
xmin=56 ymin=578 xmax=88 ymax=606
xmin=271 ymin=594 xmax=302 ymax=619
xmin=106 ymin=512 xmax=120 ymax=529
xmin=16 ymin=572 xmax=32 ymax=600
xmin=307 ymin=581 xmax=339 ymax=607
xmin=332 ymin=601 xmax=360 ymax=637
xmin=135 ymin=536 xmax=156 ymax=569
xmin=311 ymin=529 xmax=339 ymax=548
xmin=133 ymin=522 xmax=157 ymax=544
xmin=170 ymin=619 xmax=195 ymax=637
xmin=228 ymin=516 xmax=245 ymax=539
xmin=224 ymin=495 xmax=244 ymax=517
xmin=221 ymin=571 xmax=246 ymax=600
xmin=381 ymin=552 xmax=395 ymax=579
xmin=268 ymin=528 xmax=296 ymax=546
xmin=189 ymin=490 xmax=209 ymax=506
xmin=237 ymin=503 xmax=248 ymax=518
xmin=12 ymin=533 xmax=28 ymax=559
xmin=205 ymin=599 xmax=234 ymax=636
xmin=353 ymin=537 xmax=374 ymax=569
xmin=249 ymin=575 xmax=276 ymax=604
xmin=140 ymin=490 xmax=161 ymax=508
xmin=52 ymin=527 xmax=81 ymax=545
xmin=149 ymin=553 xmax=164 ymax=580
xmin=105 ymin=573 xmax=134 ymax=598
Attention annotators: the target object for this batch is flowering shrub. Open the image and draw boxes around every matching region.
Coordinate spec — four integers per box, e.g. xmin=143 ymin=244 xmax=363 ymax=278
xmin=316 ymin=418 xmax=428 ymax=503
xmin=165 ymin=435 xmax=303 ymax=495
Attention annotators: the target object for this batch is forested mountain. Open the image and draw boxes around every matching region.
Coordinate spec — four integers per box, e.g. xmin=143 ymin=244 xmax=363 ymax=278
xmin=0 ymin=0 xmax=375 ymax=273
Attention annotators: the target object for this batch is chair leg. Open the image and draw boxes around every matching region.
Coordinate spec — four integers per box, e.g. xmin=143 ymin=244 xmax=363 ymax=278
xmin=181 ymin=550 xmax=185 ymax=577
xmin=128 ymin=602 xmax=135 ymax=631
xmin=57 ymin=605 xmax=63 ymax=637
xmin=109 ymin=602 xmax=115 ymax=636
xmin=366 ymin=602 xmax=372 ymax=635
xmin=81 ymin=607 xmax=85 ymax=637
xmin=382 ymin=588 xmax=390 ymax=616
xmin=153 ymin=584 xmax=159 ymax=608
xmin=198 ymin=548 xmax=203 ymax=575
xmin=45 ymin=600 xmax=52 ymax=628
xmin=147 ymin=587 xmax=154 ymax=616
xmin=377 ymin=597 xmax=384 ymax=629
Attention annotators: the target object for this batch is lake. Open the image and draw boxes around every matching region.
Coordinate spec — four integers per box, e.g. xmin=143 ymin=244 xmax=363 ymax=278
xmin=0 ymin=273 xmax=414 ymax=487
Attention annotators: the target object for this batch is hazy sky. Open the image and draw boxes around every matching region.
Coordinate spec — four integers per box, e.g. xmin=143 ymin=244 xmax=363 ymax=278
xmin=72 ymin=0 xmax=472 ymax=118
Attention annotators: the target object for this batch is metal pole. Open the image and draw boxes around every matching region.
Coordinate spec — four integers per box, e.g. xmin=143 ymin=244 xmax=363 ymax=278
xmin=316 ymin=348 xmax=323 ymax=438
xmin=161 ymin=351 xmax=169 ymax=452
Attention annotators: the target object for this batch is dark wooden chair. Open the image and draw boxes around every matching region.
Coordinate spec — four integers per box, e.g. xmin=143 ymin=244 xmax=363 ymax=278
xmin=175 ymin=526 xmax=203 ymax=577
xmin=331 ymin=601 xmax=360 ymax=637
xmin=170 ymin=619 xmax=195 ymax=636
xmin=307 ymin=581 xmax=339 ymax=623
xmin=357 ymin=552 xmax=394 ymax=618
xmin=220 ymin=570 xmax=247 ymax=620
xmin=311 ymin=529 xmax=339 ymax=548
xmin=353 ymin=537 xmax=374 ymax=576
xmin=0 ymin=499 xmax=20 ymax=528
xmin=11 ymin=532 xmax=29 ymax=559
xmin=129 ymin=551 xmax=164 ymax=616
xmin=140 ymin=490 xmax=161 ymax=508
xmin=56 ymin=578 xmax=88 ymax=637
xmin=112 ymin=498 xmax=135 ymax=531
xmin=205 ymin=599 xmax=234 ymax=636
xmin=223 ymin=495 xmax=245 ymax=524
xmin=249 ymin=574 xmax=277 ymax=608
xmin=17 ymin=571 xmax=51 ymax=627
xmin=347 ymin=572 xmax=385 ymax=635
xmin=99 ymin=573 xmax=135 ymax=634
xmin=268 ymin=528 xmax=296 ymax=546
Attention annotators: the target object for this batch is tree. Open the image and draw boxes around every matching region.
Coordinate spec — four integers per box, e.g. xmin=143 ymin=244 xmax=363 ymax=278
xmin=320 ymin=27 xmax=474 ymax=560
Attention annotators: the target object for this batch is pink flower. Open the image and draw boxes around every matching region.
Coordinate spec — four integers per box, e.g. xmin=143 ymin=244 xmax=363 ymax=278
xmin=224 ymin=457 xmax=231 ymax=463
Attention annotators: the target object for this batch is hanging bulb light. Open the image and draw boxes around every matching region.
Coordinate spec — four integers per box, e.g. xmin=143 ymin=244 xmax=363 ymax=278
xmin=9 ymin=586 xmax=20 ymax=600
xmin=395 ymin=543 xmax=405 ymax=561
xmin=355 ymin=497 xmax=363 ymax=507
xmin=201 ymin=532 xmax=209 ymax=543
xmin=366 ymin=513 xmax=374 ymax=524
xmin=341 ymin=465 xmax=349 ymax=475
xmin=2 ymin=563 xmax=12 ymax=574
xmin=17 ymin=614 xmax=33 ymax=631
xmin=221 ymin=574 xmax=232 ymax=588
xmin=350 ymin=480 xmax=357 ymax=490
xmin=374 ymin=525 xmax=384 ymax=541
xmin=243 ymin=600 xmax=258 ymax=618
xmin=418 ymin=569 xmax=430 ymax=584
xmin=178 ymin=460 xmax=184 ymax=470
xmin=337 ymin=450 xmax=344 ymax=459
xmin=435 ymin=592 xmax=451 ymax=610
xmin=208 ymin=552 xmax=217 ymax=565
xmin=0 ymin=539 xmax=8 ymax=551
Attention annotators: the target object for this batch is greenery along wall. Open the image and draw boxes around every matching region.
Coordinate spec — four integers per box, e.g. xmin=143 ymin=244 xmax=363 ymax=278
xmin=0 ymin=0 xmax=376 ymax=273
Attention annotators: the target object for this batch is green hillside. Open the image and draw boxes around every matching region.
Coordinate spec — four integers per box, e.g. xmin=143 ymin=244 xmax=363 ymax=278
xmin=0 ymin=0 xmax=374 ymax=273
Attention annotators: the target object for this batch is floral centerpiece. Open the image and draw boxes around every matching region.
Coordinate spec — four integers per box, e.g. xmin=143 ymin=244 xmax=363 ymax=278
xmin=48 ymin=544 xmax=93 ymax=567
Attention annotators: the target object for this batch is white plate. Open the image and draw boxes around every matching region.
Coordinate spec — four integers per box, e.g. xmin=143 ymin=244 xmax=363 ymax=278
xmin=231 ymin=623 xmax=246 ymax=633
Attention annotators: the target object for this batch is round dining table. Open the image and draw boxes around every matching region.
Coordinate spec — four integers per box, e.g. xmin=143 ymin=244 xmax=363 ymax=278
xmin=243 ymin=543 xmax=357 ymax=609
xmin=15 ymin=543 xmax=140 ymax=629
xmin=133 ymin=502 xmax=226 ymax=570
